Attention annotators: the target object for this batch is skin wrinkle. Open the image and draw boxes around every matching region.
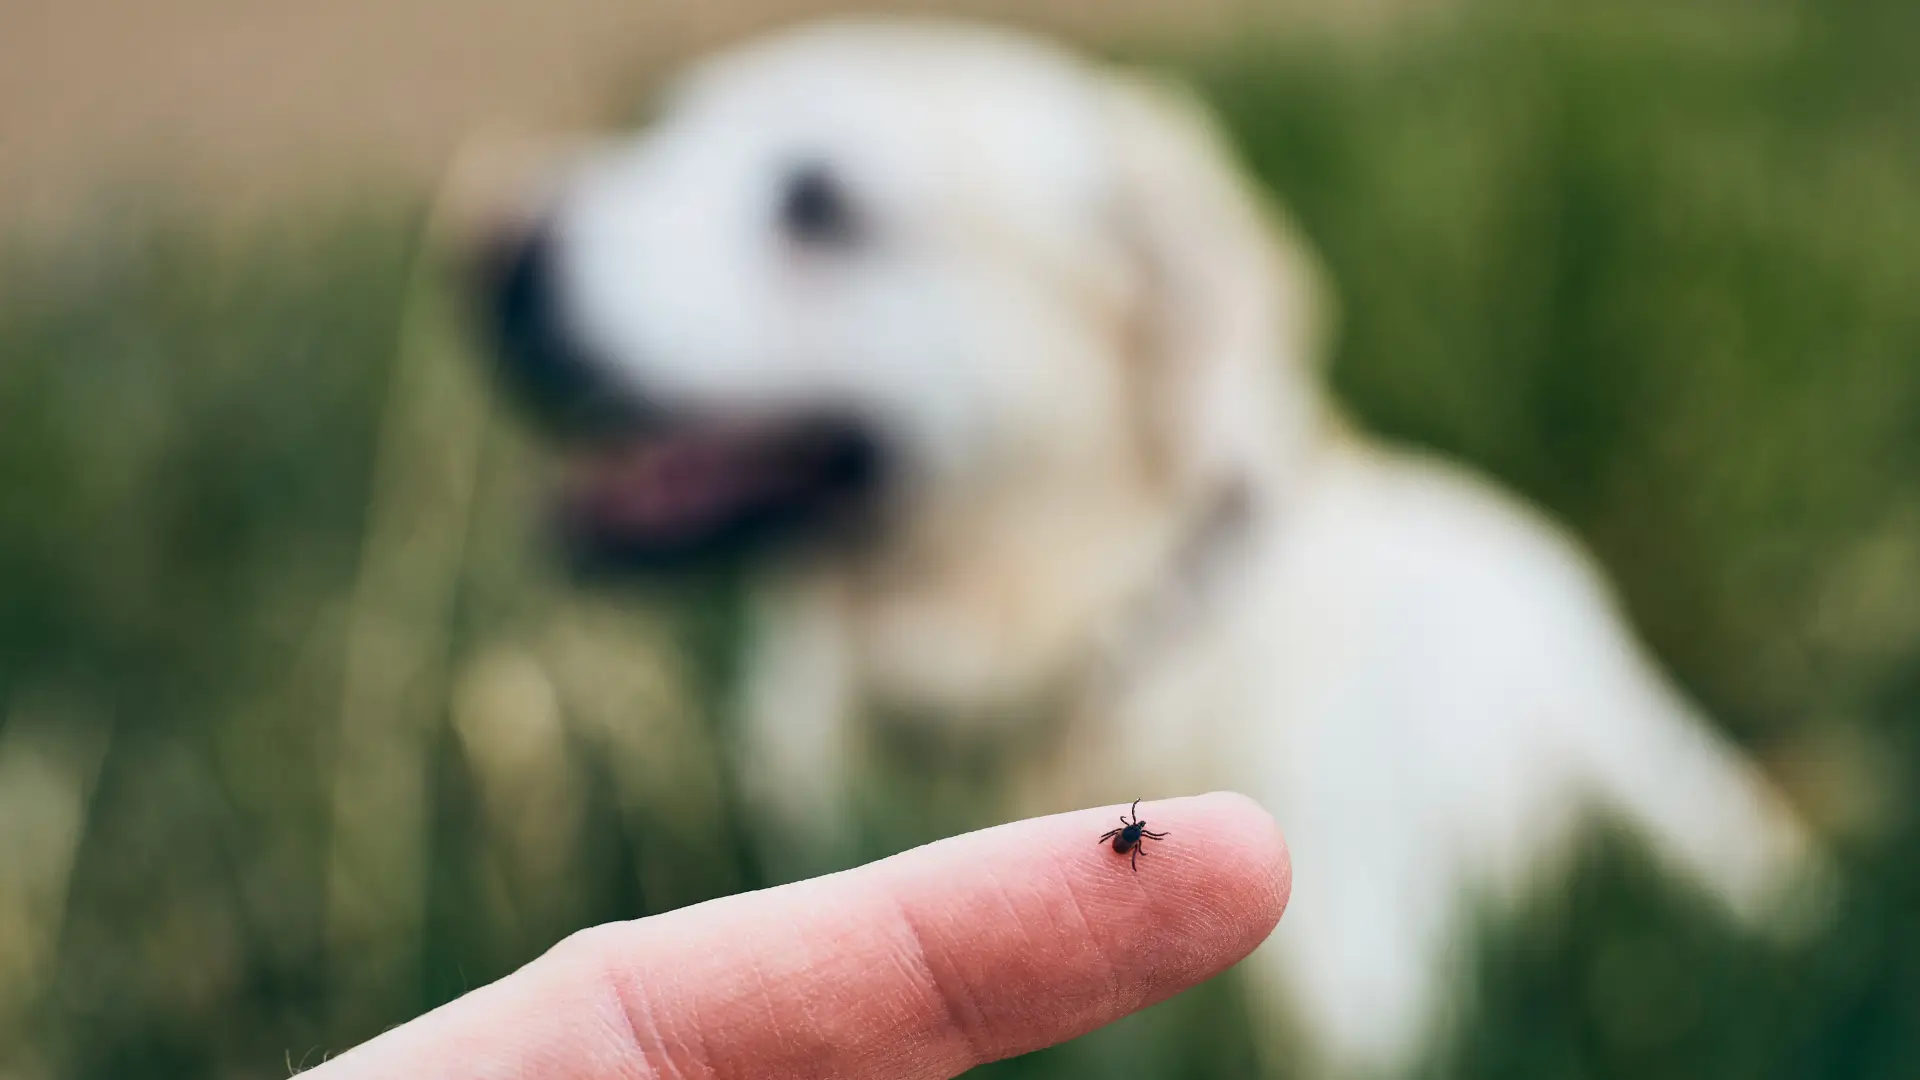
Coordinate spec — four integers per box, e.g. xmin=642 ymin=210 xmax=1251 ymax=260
xmin=735 ymin=912 xmax=832 ymax=1079
xmin=915 ymin=853 xmax=1050 ymax=1055
xmin=892 ymin=889 xmax=997 ymax=1068
xmin=798 ymin=899 xmax=933 ymax=1080
xmin=583 ymin=1001 xmax=656 ymax=1080
xmin=687 ymin=964 xmax=728 ymax=1079
xmin=597 ymin=946 xmax=705 ymax=1080
xmin=644 ymin=879 xmax=977 ymax=1079
xmin=1051 ymin=858 xmax=1125 ymax=1017
xmin=974 ymin=860 xmax=1051 ymax=1019
xmin=744 ymin=908 xmax=805 ymax=1075
xmin=868 ymin=911 xmax=974 ymax=1074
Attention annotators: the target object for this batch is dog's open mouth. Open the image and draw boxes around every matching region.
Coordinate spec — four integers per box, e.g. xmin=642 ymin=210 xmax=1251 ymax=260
xmin=553 ymin=412 xmax=885 ymax=572
xmin=469 ymin=218 xmax=887 ymax=571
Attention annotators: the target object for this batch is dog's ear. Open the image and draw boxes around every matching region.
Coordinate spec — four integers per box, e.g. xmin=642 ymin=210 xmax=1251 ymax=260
xmin=1097 ymin=71 xmax=1334 ymax=497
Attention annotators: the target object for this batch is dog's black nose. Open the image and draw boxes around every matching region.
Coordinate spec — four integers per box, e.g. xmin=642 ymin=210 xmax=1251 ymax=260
xmin=475 ymin=225 xmax=649 ymax=438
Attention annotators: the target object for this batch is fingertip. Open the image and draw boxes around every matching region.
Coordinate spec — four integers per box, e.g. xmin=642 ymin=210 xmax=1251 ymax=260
xmin=1029 ymin=792 xmax=1288 ymax=1004
xmin=1187 ymin=790 xmax=1291 ymax=927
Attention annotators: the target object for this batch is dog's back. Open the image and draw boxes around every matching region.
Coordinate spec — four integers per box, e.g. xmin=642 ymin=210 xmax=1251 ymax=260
xmin=1221 ymin=442 xmax=1821 ymax=1071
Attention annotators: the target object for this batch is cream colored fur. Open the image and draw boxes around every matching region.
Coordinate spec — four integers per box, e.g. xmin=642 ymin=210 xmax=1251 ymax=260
xmin=516 ymin=19 xmax=1823 ymax=1075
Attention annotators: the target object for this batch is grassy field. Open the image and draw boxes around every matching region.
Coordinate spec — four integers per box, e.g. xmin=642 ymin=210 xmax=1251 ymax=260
xmin=1 ymin=1 xmax=1916 ymax=1077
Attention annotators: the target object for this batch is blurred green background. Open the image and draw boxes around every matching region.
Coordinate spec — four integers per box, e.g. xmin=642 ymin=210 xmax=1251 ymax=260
xmin=1 ymin=0 xmax=1917 ymax=1077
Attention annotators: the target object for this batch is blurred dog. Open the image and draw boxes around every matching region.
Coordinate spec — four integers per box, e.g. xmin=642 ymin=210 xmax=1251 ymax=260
xmin=469 ymin=18 xmax=1821 ymax=1075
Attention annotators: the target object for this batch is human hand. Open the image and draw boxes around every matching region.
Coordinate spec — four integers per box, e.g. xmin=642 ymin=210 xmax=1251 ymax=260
xmin=307 ymin=792 xmax=1289 ymax=1079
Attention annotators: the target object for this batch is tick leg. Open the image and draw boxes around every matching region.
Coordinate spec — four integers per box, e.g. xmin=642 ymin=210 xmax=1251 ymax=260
xmin=1142 ymin=829 xmax=1169 ymax=839
xmin=1130 ymin=798 xmax=1142 ymax=820
xmin=1131 ymin=850 xmax=1139 ymax=872
xmin=1098 ymin=829 xmax=1122 ymax=844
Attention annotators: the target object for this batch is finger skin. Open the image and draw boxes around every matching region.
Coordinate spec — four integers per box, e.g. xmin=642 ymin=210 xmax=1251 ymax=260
xmin=308 ymin=792 xmax=1289 ymax=1079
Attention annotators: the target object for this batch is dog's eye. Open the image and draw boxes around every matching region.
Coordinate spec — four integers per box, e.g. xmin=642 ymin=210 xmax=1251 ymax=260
xmin=778 ymin=164 xmax=860 ymax=248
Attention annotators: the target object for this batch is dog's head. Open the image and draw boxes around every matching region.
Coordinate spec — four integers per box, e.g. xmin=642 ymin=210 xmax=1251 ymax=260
xmin=474 ymin=19 xmax=1330 ymax=575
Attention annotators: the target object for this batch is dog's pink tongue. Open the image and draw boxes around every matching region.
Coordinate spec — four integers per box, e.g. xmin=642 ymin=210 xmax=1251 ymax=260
xmin=566 ymin=435 xmax=739 ymax=539
xmin=562 ymin=427 xmax=803 ymax=541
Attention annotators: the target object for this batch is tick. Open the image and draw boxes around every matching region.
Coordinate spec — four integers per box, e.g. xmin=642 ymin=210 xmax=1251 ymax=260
xmin=1099 ymin=799 xmax=1169 ymax=872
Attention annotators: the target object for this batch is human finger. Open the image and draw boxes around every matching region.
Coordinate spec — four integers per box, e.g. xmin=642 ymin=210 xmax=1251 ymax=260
xmin=309 ymin=791 xmax=1288 ymax=1079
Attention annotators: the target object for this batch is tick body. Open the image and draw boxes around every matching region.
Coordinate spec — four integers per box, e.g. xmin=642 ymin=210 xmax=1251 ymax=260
xmin=1098 ymin=799 xmax=1169 ymax=872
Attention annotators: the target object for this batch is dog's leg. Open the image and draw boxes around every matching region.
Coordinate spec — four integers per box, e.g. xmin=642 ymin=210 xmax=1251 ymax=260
xmin=1577 ymin=639 xmax=1829 ymax=932
xmin=735 ymin=579 xmax=861 ymax=882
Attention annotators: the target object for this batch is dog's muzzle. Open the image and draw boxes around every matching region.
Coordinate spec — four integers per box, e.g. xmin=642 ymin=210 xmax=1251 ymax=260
xmin=471 ymin=225 xmax=889 ymax=573
xmin=476 ymin=225 xmax=659 ymax=439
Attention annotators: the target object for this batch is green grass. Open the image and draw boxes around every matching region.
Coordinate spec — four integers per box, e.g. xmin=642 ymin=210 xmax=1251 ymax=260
xmin=0 ymin=1 xmax=1917 ymax=1076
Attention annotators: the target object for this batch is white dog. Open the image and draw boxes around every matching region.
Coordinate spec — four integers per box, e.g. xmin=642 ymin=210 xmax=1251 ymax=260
xmin=471 ymin=18 xmax=1821 ymax=1075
